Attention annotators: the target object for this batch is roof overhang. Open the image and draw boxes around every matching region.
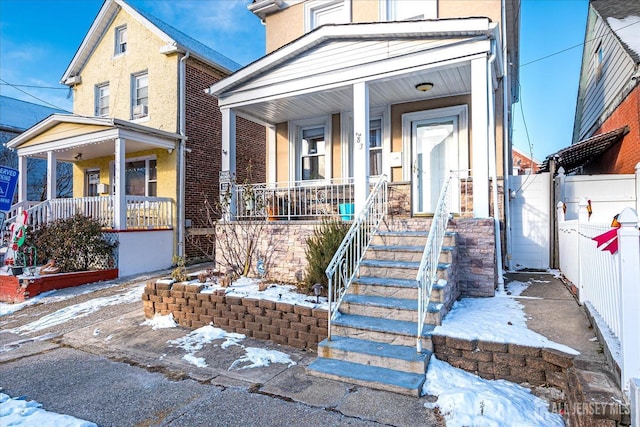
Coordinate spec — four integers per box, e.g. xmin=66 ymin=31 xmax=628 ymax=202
xmin=207 ymin=19 xmax=502 ymax=125
xmin=542 ymin=126 xmax=629 ymax=173
xmin=6 ymin=114 xmax=183 ymax=162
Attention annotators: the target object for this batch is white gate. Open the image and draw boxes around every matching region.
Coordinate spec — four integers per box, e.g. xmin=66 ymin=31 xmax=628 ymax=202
xmin=509 ymin=173 xmax=551 ymax=270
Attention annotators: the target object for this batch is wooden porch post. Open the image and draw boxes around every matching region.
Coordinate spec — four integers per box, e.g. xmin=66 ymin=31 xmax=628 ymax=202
xmin=221 ymin=108 xmax=237 ymax=219
xmin=17 ymin=155 xmax=27 ymax=204
xmin=46 ymin=151 xmax=57 ymax=201
xmin=353 ymin=81 xmax=370 ymax=213
xmin=471 ymin=56 xmax=490 ymax=217
xmin=114 ymin=138 xmax=126 ymax=229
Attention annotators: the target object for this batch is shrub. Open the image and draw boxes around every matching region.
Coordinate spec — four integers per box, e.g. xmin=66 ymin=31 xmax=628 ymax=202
xmin=302 ymin=218 xmax=349 ymax=294
xmin=34 ymin=214 xmax=117 ymax=273
xmin=171 ymin=255 xmax=189 ymax=282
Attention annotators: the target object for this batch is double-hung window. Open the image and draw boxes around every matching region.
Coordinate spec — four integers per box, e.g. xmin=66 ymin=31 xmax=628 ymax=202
xmin=132 ymin=72 xmax=148 ymax=119
xmin=95 ymin=83 xmax=109 ymax=117
xmin=301 ymin=126 xmax=326 ymax=181
xmin=115 ymin=25 xmax=127 ymax=55
xmin=369 ymin=118 xmax=383 ymax=176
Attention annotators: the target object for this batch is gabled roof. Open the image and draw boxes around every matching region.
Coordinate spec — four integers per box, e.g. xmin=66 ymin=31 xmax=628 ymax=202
xmin=541 ymin=126 xmax=629 ymax=173
xmin=591 ymin=0 xmax=640 ymax=64
xmin=0 ymin=96 xmax=69 ymax=133
xmin=61 ymin=0 xmax=240 ymax=84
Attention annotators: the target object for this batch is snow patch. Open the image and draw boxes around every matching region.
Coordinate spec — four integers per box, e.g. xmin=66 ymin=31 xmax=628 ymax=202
xmin=608 ymin=16 xmax=640 ymax=57
xmin=228 ymin=347 xmax=297 ymax=370
xmin=0 ymin=392 xmax=96 ymax=426
xmin=141 ymin=313 xmax=178 ymax=330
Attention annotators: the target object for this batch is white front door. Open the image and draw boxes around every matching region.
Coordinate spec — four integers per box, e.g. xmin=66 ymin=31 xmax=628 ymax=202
xmin=412 ymin=119 xmax=456 ymax=214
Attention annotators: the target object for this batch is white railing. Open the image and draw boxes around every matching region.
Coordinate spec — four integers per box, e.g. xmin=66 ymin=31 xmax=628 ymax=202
xmin=232 ymin=178 xmax=355 ymax=220
xmin=416 ymin=173 xmax=455 ymax=353
xmin=557 ymin=199 xmax=640 ymax=392
xmin=3 ymin=196 xmax=174 ymax=232
xmin=325 ymin=176 xmax=387 ymax=339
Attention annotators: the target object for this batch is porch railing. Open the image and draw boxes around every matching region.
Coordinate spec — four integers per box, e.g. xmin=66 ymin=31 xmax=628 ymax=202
xmin=416 ymin=172 xmax=455 ymax=353
xmin=325 ymin=176 xmax=388 ymax=340
xmin=233 ymin=178 xmax=355 ymax=220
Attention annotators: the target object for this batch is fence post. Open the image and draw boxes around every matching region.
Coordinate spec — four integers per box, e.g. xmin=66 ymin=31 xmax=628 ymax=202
xmin=556 ymin=201 xmax=565 ymax=223
xmin=577 ymin=198 xmax=589 ymax=304
xmin=617 ymin=207 xmax=640 ymax=394
xmin=635 ymin=163 xmax=640 ymax=215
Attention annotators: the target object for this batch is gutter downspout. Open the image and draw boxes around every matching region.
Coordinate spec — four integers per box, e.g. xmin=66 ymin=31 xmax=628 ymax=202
xmin=502 ymin=0 xmax=513 ymax=274
xmin=488 ymin=37 xmax=505 ymax=293
xmin=178 ymin=51 xmax=190 ymax=258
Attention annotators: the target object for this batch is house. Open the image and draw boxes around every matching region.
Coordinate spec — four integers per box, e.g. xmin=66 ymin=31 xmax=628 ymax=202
xmin=0 ymin=96 xmax=70 ymax=201
xmin=546 ymin=0 xmax=639 ymax=174
xmin=4 ymin=0 xmax=265 ymax=277
xmin=205 ymin=0 xmax=520 ymax=394
xmin=512 ymin=146 xmax=540 ymax=175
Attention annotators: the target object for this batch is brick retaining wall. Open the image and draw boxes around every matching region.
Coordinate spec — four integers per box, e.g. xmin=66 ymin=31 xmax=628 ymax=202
xmin=142 ymin=281 xmax=328 ymax=349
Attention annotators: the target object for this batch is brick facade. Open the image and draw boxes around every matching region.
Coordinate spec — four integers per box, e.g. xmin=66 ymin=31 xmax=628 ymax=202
xmin=142 ymin=281 xmax=327 ymax=349
xmin=184 ymin=59 xmax=266 ymax=258
xmin=586 ymin=85 xmax=640 ymax=175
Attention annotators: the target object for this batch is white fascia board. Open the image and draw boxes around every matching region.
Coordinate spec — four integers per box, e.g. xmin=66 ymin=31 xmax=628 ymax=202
xmin=61 ymin=0 xmax=119 ymax=84
xmin=208 ymin=18 xmax=492 ymax=96
xmin=16 ymin=128 xmax=123 ymax=157
xmin=248 ymin=0 xmax=286 ymax=20
xmin=6 ymin=115 xmax=113 ymax=149
xmin=116 ymin=0 xmax=175 ymax=45
xmin=218 ymin=39 xmax=490 ymax=109
xmin=118 ymin=128 xmax=178 ymax=149
xmin=113 ymin=118 xmax=185 ymax=141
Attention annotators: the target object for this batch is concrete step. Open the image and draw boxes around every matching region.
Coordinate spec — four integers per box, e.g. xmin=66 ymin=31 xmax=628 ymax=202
xmin=371 ymin=230 xmax=456 ymax=247
xmin=332 ymin=313 xmax=433 ymax=349
xmin=366 ymin=245 xmax=455 ymax=264
xmin=359 ymin=259 xmax=452 ymax=281
xmin=306 ymin=358 xmax=426 ymax=396
xmin=317 ymin=336 xmax=430 ymax=374
xmin=341 ymin=294 xmax=445 ymax=324
xmin=351 ymin=276 xmax=418 ymax=299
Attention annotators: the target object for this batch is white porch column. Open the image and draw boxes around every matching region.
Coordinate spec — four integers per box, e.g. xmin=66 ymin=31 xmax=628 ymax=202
xmin=221 ymin=108 xmax=237 ymax=218
xmin=46 ymin=151 xmax=57 ymax=201
xmin=353 ymin=82 xmax=370 ymax=213
xmin=471 ymin=56 xmax=490 ymax=217
xmin=114 ymin=138 xmax=126 ymax=229
xmin=267 ymin=125 xmax=277 ymax=184
xmin=17 ymin=155 xmax=27 ymax=204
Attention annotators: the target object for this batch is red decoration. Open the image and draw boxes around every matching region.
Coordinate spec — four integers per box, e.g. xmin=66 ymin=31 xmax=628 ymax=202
xmin=592 ymin=215 xmax=621 ymax=255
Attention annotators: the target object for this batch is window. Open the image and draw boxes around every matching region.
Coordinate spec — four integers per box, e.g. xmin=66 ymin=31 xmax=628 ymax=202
xmin=301 ymin=126 xmax=326 ymax=180
xmin=95 ymin=83 xmax=109 ymax=117
xmin=593 ymin=43 xmax=604 ymax=81
xmin=132 ymin=72 xmax=148 ymax=119
xmin=305 ymin=0 xmax=350 ymax=32
xmin=115 ymin=25 xmax=127 ymax=55
xmin=86 ymin=169 xmax=100 ymax=197
xmin=123 ymin=158 xmax=157 ymax=196
xmin=369 ymin=119 xmax=383 ymax=176
xmin=382 ymin=0 xmax=436 ymax=21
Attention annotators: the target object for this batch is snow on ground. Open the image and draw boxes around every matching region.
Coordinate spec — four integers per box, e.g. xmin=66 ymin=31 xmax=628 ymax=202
xmin=424 ymin=357 xmax=564 ymax=427
xmin=433 ymin=279 xmax=579 ymax=355
xmin=0 ymin=392 xmax=96 ymax=427
xmin=201 ymin=276 xmax=328 ymax=310
xmin=141 ymin=312 xmax=178 ymax=330
xmin=8 ymin=284 xmax=145 ymax=335
xmin=228 ymin=347 xmax=297 ymax=370
xmin=0 ymin=291 xmax=57 ymax=316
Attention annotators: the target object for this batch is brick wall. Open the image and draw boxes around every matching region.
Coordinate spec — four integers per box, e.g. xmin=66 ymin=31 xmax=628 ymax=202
xmin=184 ymin=59 xmax=266 ymax=258
xmin=450 ymin=218 xmax=496 ymax=297
xmin=142 ymin=281 xmax=327 ymax=349
xmin=586 ymin=85 xmax=640 ymax=174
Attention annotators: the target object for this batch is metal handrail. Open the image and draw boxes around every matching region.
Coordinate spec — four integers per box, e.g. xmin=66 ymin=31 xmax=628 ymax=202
xmin=416 ymin=172 xmax=455 ymax=353
xmin=325 ymin=176 xmax=388 ymax=340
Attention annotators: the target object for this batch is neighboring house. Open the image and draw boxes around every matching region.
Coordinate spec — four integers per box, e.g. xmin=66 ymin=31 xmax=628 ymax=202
xmin=0 ymin=96 xmax=70 ymax=201
xmin=553 ymin=0 xmax=640 ymax=174
xmin=512 ymin=146 xmax=540 ymax=175
xmin=5 ymin=0 xmax=265 ymax=276
xmin=204 ymin=0 xmax=520 ymax=395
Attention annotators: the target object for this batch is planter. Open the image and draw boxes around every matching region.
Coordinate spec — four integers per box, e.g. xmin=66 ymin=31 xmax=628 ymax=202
xmin=339 ymin=203 xmax=354 ymax=221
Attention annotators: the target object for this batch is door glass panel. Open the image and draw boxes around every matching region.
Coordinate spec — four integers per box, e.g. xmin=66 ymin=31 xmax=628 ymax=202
xmin=125 ymin=160 xmax=146 ymax=196
xmin=301 ymin=126 xmax=325 ymax=180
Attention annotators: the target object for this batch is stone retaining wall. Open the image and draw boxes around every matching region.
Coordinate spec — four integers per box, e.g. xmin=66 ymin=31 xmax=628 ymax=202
xmin=142 ymin=281 xmax=328 ymax=349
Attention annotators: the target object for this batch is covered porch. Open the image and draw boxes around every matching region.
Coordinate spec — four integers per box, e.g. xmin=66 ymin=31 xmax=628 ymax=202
xmin=207 ymin=19 xmax=505 ymax=220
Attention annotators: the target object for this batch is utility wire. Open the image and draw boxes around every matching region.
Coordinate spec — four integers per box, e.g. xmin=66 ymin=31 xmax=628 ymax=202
xmin=0 ymin=82 xmax=68 ymax=90
xmin=0 ymin=78 xmax=70 ymax=111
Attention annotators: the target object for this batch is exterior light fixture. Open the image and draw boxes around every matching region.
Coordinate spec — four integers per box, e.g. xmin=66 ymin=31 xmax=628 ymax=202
xmin=415 ymin=82 xmax=434 ymax=92
xmin=312 ymin=283 xmax=323 ymax=304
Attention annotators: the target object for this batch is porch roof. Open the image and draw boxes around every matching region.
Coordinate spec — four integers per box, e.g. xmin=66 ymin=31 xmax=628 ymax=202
xmin=5 ymin=114 xmax=183 ymax=162
xmin=207 ymin=18 xmax=502 ymax=125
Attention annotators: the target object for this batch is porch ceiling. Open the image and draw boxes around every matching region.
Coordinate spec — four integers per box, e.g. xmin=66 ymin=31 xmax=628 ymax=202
xmin=236 ymin=62 xmax=472 ymax=124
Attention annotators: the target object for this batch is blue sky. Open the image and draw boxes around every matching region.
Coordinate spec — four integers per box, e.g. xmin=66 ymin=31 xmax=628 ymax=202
xmin=0 ymin=0 xmax=588 ymax=161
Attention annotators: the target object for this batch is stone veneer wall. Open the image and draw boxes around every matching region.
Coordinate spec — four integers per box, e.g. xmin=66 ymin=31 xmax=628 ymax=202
xmin=142 ymin=281 xmax=328 ymax=349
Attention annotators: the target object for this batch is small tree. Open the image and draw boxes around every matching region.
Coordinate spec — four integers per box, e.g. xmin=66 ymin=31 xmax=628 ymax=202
xmin=302 ymin=218 xmax=349 ymax=294
xmin=34 ymin=214 xmax=117 ymax=272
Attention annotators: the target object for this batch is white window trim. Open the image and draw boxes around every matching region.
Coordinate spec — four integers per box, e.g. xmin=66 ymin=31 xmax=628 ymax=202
xmin=131 ymin=71 xmax=149 ymax=122
xmin=114 ymin=25 xmax=127 ymax=57
xmin=95 ymin=82 xmax=109 ymax=117
xmin=379 ymin=0 xmax=436 ymax=22
xmin=110 ymin=155 xmax=157 ymax=197
xmin=401 ymin=105 xmax=469 ymax=182
xmin=85 ymin=168 xmax=101 ymax=197
xmin=304 ymin=0 xmax=351 ymax=33
xmin=340 ymin=106 xmax=390 ymax=179
xmin=289 ymin=116 xmax=332 ymax=183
